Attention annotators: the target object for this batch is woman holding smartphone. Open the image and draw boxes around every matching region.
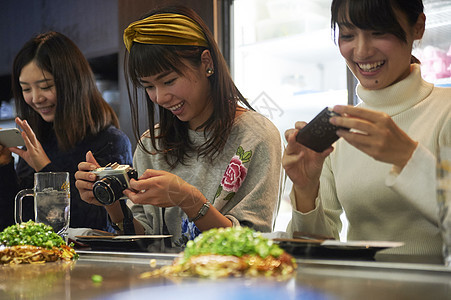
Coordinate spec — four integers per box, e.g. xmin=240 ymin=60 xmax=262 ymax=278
xmin=283 ymin=0 xmax=451 ymax=258
xmin=0 ymin=32 xmax=132 ymax=231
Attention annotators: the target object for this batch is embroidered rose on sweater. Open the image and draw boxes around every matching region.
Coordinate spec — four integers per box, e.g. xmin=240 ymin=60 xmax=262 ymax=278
xmin=214 ymin=146 xmax=252 ymax=202
xmin=221 ymin=155 xmax=248 ymax=192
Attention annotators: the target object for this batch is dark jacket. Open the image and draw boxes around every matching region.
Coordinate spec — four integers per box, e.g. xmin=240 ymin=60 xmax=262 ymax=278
xmin=0 ymin=125 xmax=133 ymax=231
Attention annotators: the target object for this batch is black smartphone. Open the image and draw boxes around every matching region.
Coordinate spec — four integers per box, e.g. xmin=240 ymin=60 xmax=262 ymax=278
xmin=295 ymin=107 xmax=349 ymax=152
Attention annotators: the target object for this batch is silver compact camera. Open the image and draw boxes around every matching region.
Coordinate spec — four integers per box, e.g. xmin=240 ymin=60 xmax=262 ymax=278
xmin=91 ymin=163 xmax=138 ymax=205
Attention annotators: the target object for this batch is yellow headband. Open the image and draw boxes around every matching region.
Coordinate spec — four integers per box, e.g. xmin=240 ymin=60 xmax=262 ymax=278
xmin=123 ymin=13 xmax=209 ymax=52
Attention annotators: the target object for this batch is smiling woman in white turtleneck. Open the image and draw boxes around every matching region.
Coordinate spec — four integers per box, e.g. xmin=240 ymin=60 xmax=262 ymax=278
xmin=283 ymin=0 xmax=451 ymax=258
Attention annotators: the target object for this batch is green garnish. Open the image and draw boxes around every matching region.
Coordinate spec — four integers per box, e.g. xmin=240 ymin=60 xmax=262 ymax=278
xmin=0 ymin=220 xmax=65 ymax=249
xmin=183 ymin=227 xmax=284 ymax=260
xmin=91 ymin=274 xmax=103 ymax=283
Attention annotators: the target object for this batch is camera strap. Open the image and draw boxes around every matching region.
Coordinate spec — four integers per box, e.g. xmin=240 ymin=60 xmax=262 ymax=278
xmin=161 ymin=208 xmax=172 ymax=248
xmin=109 ymin=200 xmax=135 ymax=235
xmin=119 ymin=199 xmax=135 ymax=235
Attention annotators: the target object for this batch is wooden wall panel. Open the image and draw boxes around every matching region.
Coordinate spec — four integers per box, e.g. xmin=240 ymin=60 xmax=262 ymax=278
xmin=0 ymin=1 xmax=42 ymax=76
xmin=0 ymin=0 xmax=119 ymax=76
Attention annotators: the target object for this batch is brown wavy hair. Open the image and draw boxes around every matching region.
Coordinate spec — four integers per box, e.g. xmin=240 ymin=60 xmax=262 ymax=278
xmin=11 ymin=31 xmax=119 ymax=151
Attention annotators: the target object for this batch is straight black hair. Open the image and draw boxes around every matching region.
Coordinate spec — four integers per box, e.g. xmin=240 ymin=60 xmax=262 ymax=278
xmin=331 ymin=0 xmax=424 ymax=43
xmin=331 ymin=0 xmax=424 ymax=64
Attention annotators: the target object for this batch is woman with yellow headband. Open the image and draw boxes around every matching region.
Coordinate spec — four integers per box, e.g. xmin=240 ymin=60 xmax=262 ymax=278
xmin=75 ymin=6 xmax=282 ymax=245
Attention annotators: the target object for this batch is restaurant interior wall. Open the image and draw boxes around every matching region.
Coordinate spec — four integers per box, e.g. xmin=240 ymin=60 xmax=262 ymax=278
xmin=0 ymin=0 xmax=120 ymax=129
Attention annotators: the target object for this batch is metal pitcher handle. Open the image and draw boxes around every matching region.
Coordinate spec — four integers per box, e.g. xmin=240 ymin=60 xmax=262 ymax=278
xmin=15 ymin=189 xmax=34 ymax=224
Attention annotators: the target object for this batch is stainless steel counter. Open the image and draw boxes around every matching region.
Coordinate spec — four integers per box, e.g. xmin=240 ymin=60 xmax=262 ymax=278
xmin=0 ymin=250 xmax=450 ymax=300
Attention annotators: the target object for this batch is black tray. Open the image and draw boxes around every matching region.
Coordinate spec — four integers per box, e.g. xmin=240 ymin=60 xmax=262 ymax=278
xmin=75 ymin=235 xmax=172 ymax=252
xmin=275 ymin=238 xmax=403 ymax=261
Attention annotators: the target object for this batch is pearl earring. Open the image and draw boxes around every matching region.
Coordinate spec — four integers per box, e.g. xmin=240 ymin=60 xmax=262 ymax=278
xmin=206 ymin=68 xmax=214 ymax=75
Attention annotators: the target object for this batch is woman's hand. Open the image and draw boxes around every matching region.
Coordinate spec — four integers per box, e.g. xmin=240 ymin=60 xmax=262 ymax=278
xmin=75 ymin=151 xmax=140 ymax=232
xmin=282 ymin=121 xmax=333 ymax=212
xmin=8 ymin=117 xmax=51 ymax=171
xmin=124 ymin=169 xmax=231 ymax=231
xmin=331 ymin=105 xmax=417 ymax=170
xmin=124 ymin=169 xmax=204 ymax=212
xmin=74 ymin=151 xmax=103 ymax=206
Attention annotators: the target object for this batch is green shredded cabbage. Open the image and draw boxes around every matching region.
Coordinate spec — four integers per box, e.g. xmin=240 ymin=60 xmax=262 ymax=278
xmin=0 ymin=220 xmax=65 ymax=249
xmin=183 ymin=227 xmax=284 ymax=260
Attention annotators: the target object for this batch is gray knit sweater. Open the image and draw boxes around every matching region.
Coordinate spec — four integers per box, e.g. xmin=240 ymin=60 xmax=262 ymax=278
xmin=131 ymin=110 xmax=282 ymax=245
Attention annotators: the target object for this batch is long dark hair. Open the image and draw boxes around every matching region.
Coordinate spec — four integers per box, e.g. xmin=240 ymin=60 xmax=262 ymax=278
xmin=11 ymin=31 xmax=119 ymax=151
xmin=124 ymin=6 xmax=253 ymax=168
xmin=331 ymin=0 xmax=424 ymax=63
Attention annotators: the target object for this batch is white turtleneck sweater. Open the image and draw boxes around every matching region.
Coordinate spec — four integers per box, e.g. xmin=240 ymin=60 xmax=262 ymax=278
xmin=289 ymin=64 xmax=451 ymax=257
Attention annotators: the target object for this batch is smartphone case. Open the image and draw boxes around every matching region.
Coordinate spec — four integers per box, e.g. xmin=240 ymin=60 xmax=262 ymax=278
xmin=0 ymin=128 xmax=25 ymax=147
xmin=295 ymin=107 xmax=348 ymax=152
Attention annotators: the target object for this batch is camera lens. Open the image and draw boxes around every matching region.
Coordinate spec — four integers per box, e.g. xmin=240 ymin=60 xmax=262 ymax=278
xmin=93 ymin=176 xmax=125 ymax=205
